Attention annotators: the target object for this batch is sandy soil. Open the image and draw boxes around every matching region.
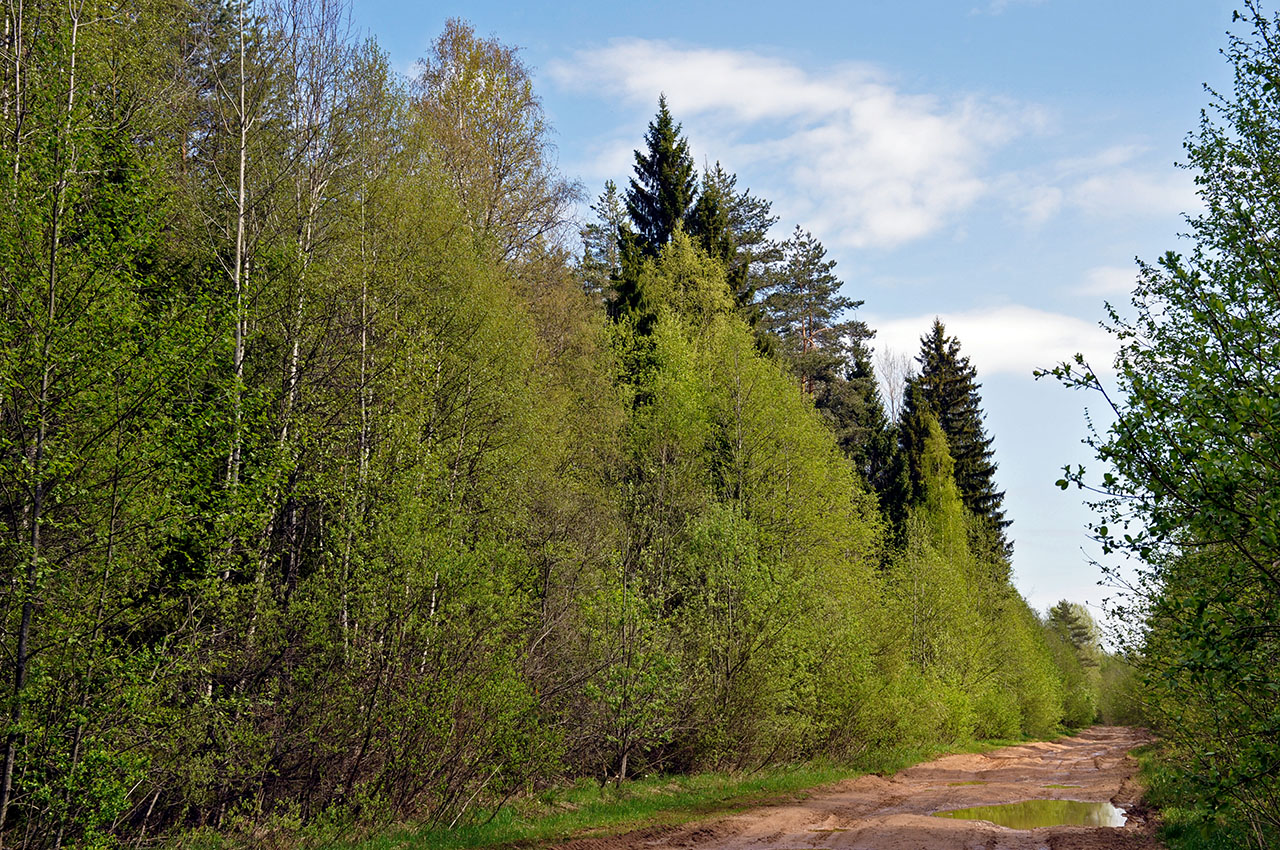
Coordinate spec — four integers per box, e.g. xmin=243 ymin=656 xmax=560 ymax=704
xmin=561 ymin=726 xmax=1162 ymax=850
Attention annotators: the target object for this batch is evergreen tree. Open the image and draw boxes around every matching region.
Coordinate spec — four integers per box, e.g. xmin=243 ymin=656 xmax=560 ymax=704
xmin=814 ymin=341 xmax=894 ymax=489
xmin=760 ymin=227 xmax=858 ymax=394
xmin=758 ymin=227 xmax=891 ymax=489
xmin=908 ymin=319 xmax=1008 ymax=546
xmin=689 ymin=163 xmax=782 ymax=330
xmin=580 ymin=179 xmax=626 ymax=301
xmin=611 ymin=96 xmax=698 ymax=329
xmin=625 ymin=95 xmax=697 ymax=258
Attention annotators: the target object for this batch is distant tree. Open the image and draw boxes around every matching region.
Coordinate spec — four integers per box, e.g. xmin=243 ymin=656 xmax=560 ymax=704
xmin=1046 ymin=601 xmax=1102 ymax=669
xmin=414 ymin=18 xmax=579 ymax=260
xmin=760 ymin=227 xmax=859 ymax=394
xmin=756 ymin=227 xmax=891 ymax=488
xmin=625 ymin=95 xmax=697 ymax=258
xmin=689 ymin=163 xmax=782 ymax=339
xmin=876 ymin=346 xmax=915 ymax=422
xmin=580 ymin=179 xmax=626 ymax=300
xmin=814 ymin=341 xmax=895 ymax=489
xmin=909 ymin=319 xmax=1008 ymax=548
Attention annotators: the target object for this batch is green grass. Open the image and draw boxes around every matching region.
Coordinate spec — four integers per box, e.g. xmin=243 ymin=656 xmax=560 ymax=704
xmin=309 ymin=739 xmax=1021 ymax=850
xmin=166 ymin=737 xmax=1029 ymax=850
xmin=1135 ymin=744 xmax=1277 ymax=850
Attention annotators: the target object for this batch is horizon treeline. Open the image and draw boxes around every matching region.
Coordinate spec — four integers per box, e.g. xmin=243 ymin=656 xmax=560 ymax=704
xmin=0 ymin=2 xmax=1112 ymax=846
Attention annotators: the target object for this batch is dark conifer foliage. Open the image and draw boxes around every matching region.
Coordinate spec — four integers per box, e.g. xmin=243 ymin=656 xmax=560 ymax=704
xmin=907 ymin=319 xmax=1009 ymax=545
xmin=625 ymin=95 xmax=697 ymax=258
xmin=814 ymin=342 xmax=895 ymax=490
xmin=761 ymin=227 xmax=859 ymax=393
xmin=756 ymin=227 xmax=892 ymax=490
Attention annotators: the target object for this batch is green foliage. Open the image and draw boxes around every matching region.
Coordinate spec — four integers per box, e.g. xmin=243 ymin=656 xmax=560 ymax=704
xmin=0 ymin=6 xmax=1097 ymax=846
xmin=1098 ymin=654 xmax=1143 ymax=726
xmin=1044 ymin=3 xmax=1280 ymax=843
xmin=625 ymin=96 xmax=698 ymax=259
xmin=902 ymin=319 xmax=1008 ymax=554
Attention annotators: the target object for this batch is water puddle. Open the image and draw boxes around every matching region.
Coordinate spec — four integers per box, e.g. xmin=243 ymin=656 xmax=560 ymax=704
xmin=946 ymin=780 xmax=986 ymax=786
xmin=932 ymin=799 xmax=1127 ymax=829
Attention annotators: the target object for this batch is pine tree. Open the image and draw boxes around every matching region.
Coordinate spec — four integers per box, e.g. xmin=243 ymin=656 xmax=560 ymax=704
xmin=580 ymin=179 xmax=626 ymax=301
xmin=760 ymin=227 xmax=858 ymax=393
xmin=907 ymin=319 xmax=1008 ymax=544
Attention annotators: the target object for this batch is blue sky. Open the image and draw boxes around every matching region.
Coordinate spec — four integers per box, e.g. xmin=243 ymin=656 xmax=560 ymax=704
xmin=351 ymin=0 xmax=1241 ymax=624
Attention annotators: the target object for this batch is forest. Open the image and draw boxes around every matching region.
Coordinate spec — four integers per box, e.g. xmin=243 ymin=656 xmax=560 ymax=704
xmin=0 ymin=1 xmax=1275 ymax=849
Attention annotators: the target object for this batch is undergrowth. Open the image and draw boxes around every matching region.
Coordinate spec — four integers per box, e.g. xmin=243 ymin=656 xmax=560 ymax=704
xmin=1137 ymin=745 xmax=1279 ymax=850
xmin=172 ymin=737 xmax=1022 ymax=850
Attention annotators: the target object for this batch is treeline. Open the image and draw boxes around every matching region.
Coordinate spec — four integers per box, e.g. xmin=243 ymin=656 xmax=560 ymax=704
xmin=1 ymin=2 xmax=1100 ymax=846
xmin=1048 ymin=4 xmax=1280 ymax=848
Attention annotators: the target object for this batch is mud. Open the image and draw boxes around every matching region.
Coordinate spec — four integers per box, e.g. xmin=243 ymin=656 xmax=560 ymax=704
xmin=559 ymin=726 xmax=1162 ymax=850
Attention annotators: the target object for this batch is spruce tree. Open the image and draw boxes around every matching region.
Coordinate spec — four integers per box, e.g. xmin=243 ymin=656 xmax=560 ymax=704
xmin=625 ymin=95 xmax=697 ymax=258
xmin=907 ymin=319 xmax=1009 ymax=545
xmin=686 ymin=163 xmax=782 ymax=349
xmin=814 ymin=340 xmax=894 ymax=490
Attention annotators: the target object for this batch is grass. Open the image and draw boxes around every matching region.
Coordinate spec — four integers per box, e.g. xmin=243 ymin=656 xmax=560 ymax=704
xmin=1134 ymin=744 xmax=1277 ymax=850
xmin=311 ymin=738 xmax=1022 ymax=850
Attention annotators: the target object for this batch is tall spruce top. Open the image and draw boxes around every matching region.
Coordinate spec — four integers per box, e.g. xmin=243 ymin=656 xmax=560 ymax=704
xmin=625 ymin=95 xmax=697 ymax=256
xmin=906 ymin=319 xmax=1009 ymax=544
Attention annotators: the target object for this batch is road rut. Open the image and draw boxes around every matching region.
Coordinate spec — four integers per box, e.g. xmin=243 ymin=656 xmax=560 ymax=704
xmin=560 ymin=726 xmax=1161 ymax=850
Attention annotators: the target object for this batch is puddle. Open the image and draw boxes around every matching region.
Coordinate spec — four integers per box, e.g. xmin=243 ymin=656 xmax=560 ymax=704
xmin=932 ymin=799 xmax=1127 ymax=829
xmin=947 ymin=780 xmax=986 ymax=786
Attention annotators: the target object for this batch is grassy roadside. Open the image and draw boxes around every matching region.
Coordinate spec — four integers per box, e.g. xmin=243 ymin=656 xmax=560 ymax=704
xmin=283 ymin=737 xmax=1024 ymax=850
xmin=1135 ymin=744 xmax=1274 ymax=850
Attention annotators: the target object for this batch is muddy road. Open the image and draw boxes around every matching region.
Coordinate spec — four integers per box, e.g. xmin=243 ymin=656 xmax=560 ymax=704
xmin=564 ymin=726 xmax=1161 ymax=850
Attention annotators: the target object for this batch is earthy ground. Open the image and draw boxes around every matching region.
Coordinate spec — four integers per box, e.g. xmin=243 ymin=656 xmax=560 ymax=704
xmin=562 ymin=726 xmax=1162 ymax=850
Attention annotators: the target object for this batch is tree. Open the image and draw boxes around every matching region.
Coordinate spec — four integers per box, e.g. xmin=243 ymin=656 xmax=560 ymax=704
xmin=625 ymin=95 xmax=697 ymax=259
xmin=908 ymin=319 xmax=1008 ymax=549
xmin=688 ymin=163 xmax=782 ymax=334
xmin=1046 ymin=601 xmax=1101 ymax=668
xmin=814 ymin=341 xmax=895 ymax=490
xmin=755 ymin=228 xmax=891 ymax=489
xmin=1045 ymin=3 xmax=1280 ymax=841
xmin=579 ymin=179 xmax=626 ymax=300
xmin=760 ymin=228 xmax=859 ymax=392
xmin=414 ymin=18 xmax=579 ymax=261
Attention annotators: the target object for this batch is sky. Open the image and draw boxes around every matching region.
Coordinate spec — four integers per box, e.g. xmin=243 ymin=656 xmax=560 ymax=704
xmin=350 ymin=0 xmax=1242 ymax=626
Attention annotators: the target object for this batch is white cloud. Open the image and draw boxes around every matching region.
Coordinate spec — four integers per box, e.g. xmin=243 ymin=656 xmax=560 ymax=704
xmin=865 ymin=305 xmax=1116 ymax=379
xmin=1020 ymin=185 xmax=1064 ymax=225
xmin=972 ymin=0 xmax=1048 ymax=15
xmin=1006 ymin=144 xmax=1198 ymax=227
xmin=549 ymin=41 xmax=1044 ymax=250
xmin=1069 ymin=169 xmax=1196 ymax=218
xmin=1075 ymin=265 xmax=1138 ymax=297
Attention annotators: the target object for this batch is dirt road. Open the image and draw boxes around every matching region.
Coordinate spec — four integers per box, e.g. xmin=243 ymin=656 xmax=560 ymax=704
xmin=564 ymin=726 xmax=1161 ymax=850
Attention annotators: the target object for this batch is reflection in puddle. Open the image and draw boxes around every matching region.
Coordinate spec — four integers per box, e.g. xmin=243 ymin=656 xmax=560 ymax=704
xmin=932 ymin=799 xmax=1127 ymax=828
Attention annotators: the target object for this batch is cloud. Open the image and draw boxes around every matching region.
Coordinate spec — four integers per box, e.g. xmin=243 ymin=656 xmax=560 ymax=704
xmin=549 ymin=41 xmax=1045 ymax=249
xmin=972 ymin=0 xmax=1048 ymax=15
xmin=865 ymin=305 xmax=1116 ymax=378
xmin=1074 ymin=265 xmax=1138 ymax=297
xmin=1068 ymin=169 xmax=1196 ymax=218
xmin=1007 ymin=145 xmax=1198 ymax=227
